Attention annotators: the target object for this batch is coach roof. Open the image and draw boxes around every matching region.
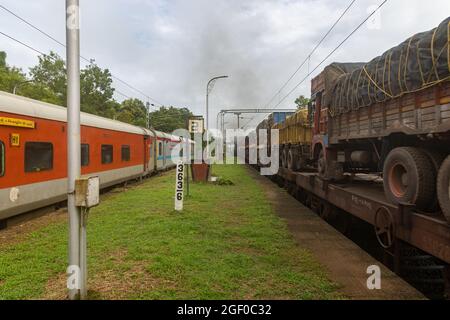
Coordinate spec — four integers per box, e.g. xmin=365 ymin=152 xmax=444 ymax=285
xmin=0 ymin=90 xmax=153 ymax=136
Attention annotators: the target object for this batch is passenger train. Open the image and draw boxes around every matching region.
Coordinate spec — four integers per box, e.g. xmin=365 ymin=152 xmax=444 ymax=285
xmin=0 ymin=90 xmax=188 ymax=221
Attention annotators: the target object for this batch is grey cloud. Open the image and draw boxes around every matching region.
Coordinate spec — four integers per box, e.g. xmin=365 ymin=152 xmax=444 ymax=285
xmin=1 ymin=0 xmax=449 ymax=128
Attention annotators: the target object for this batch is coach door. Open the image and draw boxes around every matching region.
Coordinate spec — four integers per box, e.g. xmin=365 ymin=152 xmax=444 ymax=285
xmin=153 ymin=139 xmax=157 ymax=170
xmin=143 ymin=136 xmax=149 ymax=173
xmin=163 ymin=140 xmax=167 ymax=168
xmin=148 ymin=137 xmax=156 ymax=172
xmin=0 ymin=140 xmax=4 ymax=178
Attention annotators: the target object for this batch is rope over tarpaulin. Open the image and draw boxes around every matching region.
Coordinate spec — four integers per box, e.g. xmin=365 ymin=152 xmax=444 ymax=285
xmin=323 ymin=17 xmax=450 ymax=116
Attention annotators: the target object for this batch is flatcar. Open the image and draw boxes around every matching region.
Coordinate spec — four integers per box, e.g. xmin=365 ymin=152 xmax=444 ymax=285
xmin=0 ymin=90 xmax=187 ymax=221
xmin=253 ymin=18 xmax=450 ymax=222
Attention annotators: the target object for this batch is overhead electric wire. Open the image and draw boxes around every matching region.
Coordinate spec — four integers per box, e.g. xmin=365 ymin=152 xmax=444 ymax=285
xmin=243 ymin=0 xmax=357 ymax=129
xmin=0 ymin=30 xmax=137 ymax=103
xmin=0 ymin=4 xmax=164 ymax=106
xmin=262 ymin=0 xmax=357 ymax=110
xmin=244 ymin=0 xmax=388 ymax=129
xmin=0 ymin=30 xmax=47 ymax=57
xmin=0 ymin=29 xmax=135 ymax=102
xmin=272 ymin=0 xmax=388 ymax=110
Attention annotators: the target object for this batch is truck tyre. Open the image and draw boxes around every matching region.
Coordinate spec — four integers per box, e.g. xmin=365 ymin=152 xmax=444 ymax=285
xmin=383 ymin=147 xmax=435 ymax=210
xmin=423 ymin=150 xmax=445 ymax=211
xmin=437 ymin=156 xmax=450 ymax=223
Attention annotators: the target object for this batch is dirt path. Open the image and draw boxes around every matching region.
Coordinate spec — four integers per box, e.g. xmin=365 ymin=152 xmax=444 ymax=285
xmin=248 ymin=167 xmax=425 ymax=300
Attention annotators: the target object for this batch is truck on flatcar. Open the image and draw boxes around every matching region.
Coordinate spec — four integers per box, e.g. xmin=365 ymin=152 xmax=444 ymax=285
xmin=274 ymin=108 xmax=312 ymax=171
xmin=309 ymin=17 xmax=450 ymax=219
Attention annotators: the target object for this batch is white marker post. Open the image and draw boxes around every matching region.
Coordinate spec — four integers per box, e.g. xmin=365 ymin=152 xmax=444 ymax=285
xmin=175 ymin=160 xmax=184 ymax=211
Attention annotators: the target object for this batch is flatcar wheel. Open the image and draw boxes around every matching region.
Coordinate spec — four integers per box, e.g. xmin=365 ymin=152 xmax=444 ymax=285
xmin=318 ymin=202 xmax=331 ymax=220
xmin=317 ymin=150 xmax=327 ymax=178
xmin=287 ymin=148 xmax=293 ymax=170
xmin=383 ymin=147 xmax=435 ymax=210
xmin=437 ymin=156 xmax=450 ymax=223
xmin=374 ymin=206 xmax=395 ymax=249
xmin=287 ymin=149 xmax=297 ymax=171
xmin=423 ymin=150 xmax=445 ymax=211
xmin=281 ymin=148 xmax=288 ymax=168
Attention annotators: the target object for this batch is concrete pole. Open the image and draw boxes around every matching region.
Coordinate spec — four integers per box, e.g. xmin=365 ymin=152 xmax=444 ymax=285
xmin=66 ymin=0 xmax=82 ymax=300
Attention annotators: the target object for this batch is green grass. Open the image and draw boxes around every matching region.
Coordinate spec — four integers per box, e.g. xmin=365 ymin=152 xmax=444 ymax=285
xmin=0 ymin=165 xmax=341 ymax=300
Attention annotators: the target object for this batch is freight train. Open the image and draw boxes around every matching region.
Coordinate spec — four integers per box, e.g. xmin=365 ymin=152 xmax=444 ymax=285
xmin=247 ymin=19 xmax=450 ymax=296
xmin=255 ymin=17 xmax=450 ymax=223
xmin=0 ymin=90 xmax=188 ymax=221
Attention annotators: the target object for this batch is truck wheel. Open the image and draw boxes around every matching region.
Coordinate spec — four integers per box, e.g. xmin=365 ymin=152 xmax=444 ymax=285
xmin=281 ymin=148 xmax=288 ymax=168
xmin=383 ymin=147 xmax=435 ymax=210
xmin=423 ymin=150 xmax=445 ymax=211
xmin=437 ymin=156 xmax=450 ymax=223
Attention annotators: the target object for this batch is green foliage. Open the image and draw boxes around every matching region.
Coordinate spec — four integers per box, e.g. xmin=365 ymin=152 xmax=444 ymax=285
xmin=0 ymin=51 xmax=6 ymax=68
xmin=0 ymin=51 xmax=26 ymax=93
xmin=29 ymin=52 xmax=67 ymax=106
xmin=0 ymin=50 xmax=194 ymax=129
xmin=0 ymin=165 xmax=341 ymax=300
xmin=116 ymin=98 xmax=148 ymax=127
xmin=149 ymin=106 xmax=193 ymax=132
xmin=295 ymin=95 xmax=311 ymax=109
xmin=81 ymin=63 xmax=116 ymax=117
xmin=214 ymin=177 xmax=235 ymax=186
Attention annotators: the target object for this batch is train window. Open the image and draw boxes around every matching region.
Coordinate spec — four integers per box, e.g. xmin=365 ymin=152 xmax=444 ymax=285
xmin=25 ymin=142 xmax=53 ymax=172
xmin=0 ymin=141 xmax=4 ymax=177
xmin=121 ymin=145 xmax=131 ymax=161
xmin=81 ymin=144 xmax=89 ymax=167
xmin=158 ymin=142 xmax=163 ymax=156
xmin=101 ymin=145 xmax=113 ymax=164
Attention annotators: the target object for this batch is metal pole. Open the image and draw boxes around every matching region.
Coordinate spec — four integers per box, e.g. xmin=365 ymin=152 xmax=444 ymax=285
xmin=13 ymin=80 xmax=33 ymax=95
xmin=80 ymin=210 xmax=87 ymax=298
xmin=206 ymin=76 xmax=228 ymax=161
xmin=222 ymin=113 xmax=225 ymax=152
xmin=216 ymin=112 xmax=220 ymax=132
xmin=146 ymin=102 xmax=150 ymax=129
xmin=66 ymin=0 xmax=82 ymax=300
xmin=185 ymin=140 xmax=190 ymax=197
xmin=206 ymin=88 xmax=209 ymax=133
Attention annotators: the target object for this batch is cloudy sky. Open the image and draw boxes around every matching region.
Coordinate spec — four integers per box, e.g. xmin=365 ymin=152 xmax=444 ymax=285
xmin=1 ymin=0 xmax=450 ymax=128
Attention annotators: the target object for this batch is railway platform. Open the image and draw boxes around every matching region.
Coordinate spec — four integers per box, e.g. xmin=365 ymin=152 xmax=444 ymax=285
xmin=247 ymin=167 xmax=425 ymax=300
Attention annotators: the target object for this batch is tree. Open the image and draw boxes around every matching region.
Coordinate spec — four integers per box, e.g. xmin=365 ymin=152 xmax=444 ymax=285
xmin=0 ymin=51 xmax=6 ymax=68
xmin=29 ymin=51 xmax=67 ymax=106
xmin=0 ymin=64 xmax=26 ymax=94
xmin=1 ymin=50 xmax=196 ymax=130
xmin=149 ymin=106 xmax=193 ymax=132
xmin=80 ymin=62 xmax=116 ymax=118
xmin=295 ymin=95 xmax=310 ymax=109
xmin=0 ymin=51 xmax=61 ymax=104
xmin=0 ymin=51 xmax=25 ymax=93
xmin=116 ymin=98 xmax=148 ymax=127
